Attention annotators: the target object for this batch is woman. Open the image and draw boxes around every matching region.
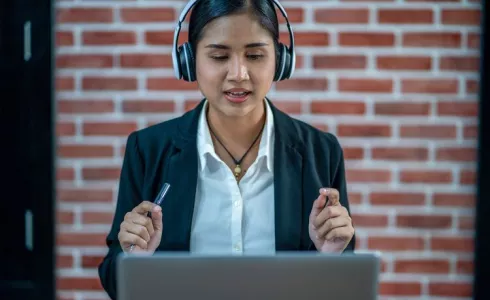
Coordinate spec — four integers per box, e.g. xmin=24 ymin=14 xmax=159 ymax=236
xmin=98 ymin=0 xmax=355 ymax=298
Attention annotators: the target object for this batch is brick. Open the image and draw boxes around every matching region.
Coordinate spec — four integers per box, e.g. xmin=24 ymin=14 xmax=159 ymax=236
xmin=122 ymin=100 xmax=175 ymax=113
xmin=314 ymin=9 xmax=369 ymax=23
xmin=147 ymin=78 xmax=199 ymax=91
xmin=82 ymin=212 xmax=114 ymax=224
xmin=431 ymin=237 xmax=474 ymax=252
xmin=403 ymin=32 xmax=461 ymax=48
xmin=394 ymin=259 xmax=450 ymax=273
xmin=145 ymin=31 xmax=179 ymax=45
xmin=280 ymin=32 xmax=330 ymax=46
xmin=396 ymin=214 xmax=452 ymax=229
xmin=436 ymin=147 xmax=477 ymax=162
xmin=376 ymin=56 xmax=431 ymax=70
xmin=437 ymin=101 xmax=478 ymax=116
xmin=58 ymin=100 xmax=115 ymax=114
xmin=429 ymin=282 xmax=472 ymax=297
xmin=459 ymin=216 xmax=474 ymax=230
xmin=57 ymin=54 xmax=113 ymax=69
xmin=338 ymin=124 xmax=391 ymax=137
xmin=57 ymin=167 xmax=75 ymax=181
xmin=399 ymin=170 xmax=452 ymax=183
xmin=464 ymin=125 xmax=478 ymax=139
xmin=370 ymin=192 xmax=426 ymax=206
xmin=120 ymin=8 xmax=175 ymax=22
xmin=346 ymin=169 xmax=391 ymax=182
xmin=343 ymin=147 xmax=364 ymax=160
xmin=338 ymin=78 xmax=393 ymax=93
xmin=57 ymin=232 xmax=108 ymax=247
xmin=440 ymin=56 xmax=480 ymax=71
xmin=57 ymin=188 xmax=113 ymax=203
xmin=312 ymin=55 xmax=367 ymax=69
xmin=399 ymin=125 xmax=457 ymax=139
xmin=374 ymin=102 xmax=430 ymax=116
xmin=348 ymin=192 xmax=362 ymax=205
xmin=276 ymin=7 xmax=304 ymax=23
xmin=442 ymin=9 xmax=481 ymax=26
xmin=378 ymin=9 xmax=433 ymax=24
xmin=82 ymin=76 xmax=137 ymax=91
xmin=456 ymin=259 xmax=473 ymax=274
xmin=401 ymin=79 xmax=459 ymax=94
xmin=57 ymin=8 xmax=113 ymax=23
xmin=120 ymin=54 xmax=173 ymax=68
xmin=58 ymin=145 xmax=114 ymax=158
xmin=271 ymin=101 xmax=302 ymax=114
xmin=460 ymin=169 xmax=476 ymax=185
xmin=468 ymin=32 xmax=480 ymax=49
xmin=81 ymin=255 xmax=105 ymax=268
xmin=379 ymin=282 xmax=422 ymax=296
xmin=350 ymin=213 xmax=388 ymax=227
xmin=275 ymin=78 xmax=328 ymax=91
xmin=466 ymin=79 xmax=479 ymax=93
xmin=56 ymin=31 xmax=74 ymax=46
xmin=57 ymin=211 xmax=75 ymax=225
xmin=57 ymin=255 xmax=74 ymax=269
xmin=184 ymin=100 xmax=201 ymax=112
xmin=82 ymin=167 xmax=121 ymax=180
xmin=368 ymin=237 xmax=425 ymax=251
xmin=56 ymin=76 xmax=75 ymax=91
xmin=57 ymin=277 xmax=103 ymax=290
xmin=82 ymin=122 xmax=138 ymax=136
xmin=433 ymin=193 xmax=475 ymax=207
xmin=339 ymin=32 xmax=395 ymax=47
xmin=372 ymin=147 xmax=428 ymax=161
xmin=82 ymin=31 xmax=136 ymax=45
xmin=57 ymin=121 xmax=76 ymax=136
xmin=310 ymin=101 xmax=366 ymax=115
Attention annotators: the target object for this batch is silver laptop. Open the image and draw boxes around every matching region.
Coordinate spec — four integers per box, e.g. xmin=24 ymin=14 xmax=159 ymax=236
xmin=117 ymin=252 xmax=381 ymax=300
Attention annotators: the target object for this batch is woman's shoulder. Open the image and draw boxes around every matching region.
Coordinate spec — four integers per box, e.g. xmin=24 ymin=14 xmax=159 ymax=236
xmin=283 ymin=114 xmax=343 ymax=153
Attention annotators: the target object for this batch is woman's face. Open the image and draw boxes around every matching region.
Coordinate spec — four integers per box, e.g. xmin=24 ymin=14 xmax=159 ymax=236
xmin=195 ymin=12 xmax=276 ymax=119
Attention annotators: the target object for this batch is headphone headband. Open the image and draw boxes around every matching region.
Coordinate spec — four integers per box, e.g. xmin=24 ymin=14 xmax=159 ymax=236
xmin=172 ymin=0 xmax=296 ymax=81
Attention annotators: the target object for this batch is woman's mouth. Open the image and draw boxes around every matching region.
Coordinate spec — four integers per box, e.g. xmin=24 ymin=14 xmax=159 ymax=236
xmin=224 ymin=91 xmax=251 ymax=103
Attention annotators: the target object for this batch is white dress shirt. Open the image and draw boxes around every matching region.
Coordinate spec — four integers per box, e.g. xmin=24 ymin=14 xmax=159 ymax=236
xmin=189 ymin=99 xmax=276 ymax=255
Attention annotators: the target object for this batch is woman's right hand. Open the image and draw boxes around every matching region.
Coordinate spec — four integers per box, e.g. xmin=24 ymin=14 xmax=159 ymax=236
xmin=118 ymin=201 xmax=163 ymax=254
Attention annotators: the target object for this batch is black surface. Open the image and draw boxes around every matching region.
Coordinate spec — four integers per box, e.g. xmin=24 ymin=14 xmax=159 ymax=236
xmin=474 ymin=0 xmax=489 ymax=299
xmin=0 ymin=0 xmax=56 ymax=299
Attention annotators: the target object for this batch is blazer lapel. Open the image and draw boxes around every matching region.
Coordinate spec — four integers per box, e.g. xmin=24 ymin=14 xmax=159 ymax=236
xmin=270 ymin=100 xmax=304 ymax=251
xmin=159 ymin=101 xmax=204 ymax=251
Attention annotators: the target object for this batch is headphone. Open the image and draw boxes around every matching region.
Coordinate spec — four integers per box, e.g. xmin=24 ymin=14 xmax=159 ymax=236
xmin=172 ymin=0 xmax=296 ymax=82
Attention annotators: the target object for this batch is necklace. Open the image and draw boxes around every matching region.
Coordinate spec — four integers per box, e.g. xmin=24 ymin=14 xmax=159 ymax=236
xmin=206 ymin=114 xmax=265 ymax=179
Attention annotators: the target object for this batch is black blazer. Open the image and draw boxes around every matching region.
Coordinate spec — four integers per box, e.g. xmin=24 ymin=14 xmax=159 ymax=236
xmin=98 ymin=98 xmax=356 ymax=299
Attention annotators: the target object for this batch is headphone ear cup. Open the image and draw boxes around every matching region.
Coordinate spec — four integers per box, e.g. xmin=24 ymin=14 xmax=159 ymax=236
xmin=274 ymin=43 xmax=291 ymax=81
xmin=179 ymin=43 xmax=197 ymax=82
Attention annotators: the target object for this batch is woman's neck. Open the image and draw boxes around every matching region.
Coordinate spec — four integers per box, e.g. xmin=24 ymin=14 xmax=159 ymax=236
xmin=206 ymin=102 xmax=266 ymax=149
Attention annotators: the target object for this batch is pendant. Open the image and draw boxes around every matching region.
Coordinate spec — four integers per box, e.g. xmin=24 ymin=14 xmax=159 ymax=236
xmin=234 ymin=165 xmax=242 ymax=178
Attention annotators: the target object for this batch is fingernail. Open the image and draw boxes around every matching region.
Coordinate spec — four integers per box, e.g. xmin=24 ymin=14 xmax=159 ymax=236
xmin=321 ymin=188 xmax=327 ymax=194
xmin=154 ymin=206 xmax=162 ymax=212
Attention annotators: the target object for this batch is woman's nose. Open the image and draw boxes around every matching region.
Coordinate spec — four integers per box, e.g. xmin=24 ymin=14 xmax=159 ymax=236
xmin=226 ymin=56 xmax=250 ymax=82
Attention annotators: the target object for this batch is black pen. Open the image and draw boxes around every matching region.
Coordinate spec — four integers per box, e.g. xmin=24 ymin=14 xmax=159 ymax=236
xmin=128 ymin=182 xmax=171 ymax=253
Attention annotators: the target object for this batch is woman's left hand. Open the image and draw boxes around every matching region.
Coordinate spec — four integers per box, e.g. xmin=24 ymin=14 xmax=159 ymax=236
xmin=309 ymin=188 xmax=355 ymax=253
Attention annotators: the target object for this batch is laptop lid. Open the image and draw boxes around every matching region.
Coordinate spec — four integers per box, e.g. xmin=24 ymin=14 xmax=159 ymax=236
xmin=117 ymin=252 xmax=381 ymax=300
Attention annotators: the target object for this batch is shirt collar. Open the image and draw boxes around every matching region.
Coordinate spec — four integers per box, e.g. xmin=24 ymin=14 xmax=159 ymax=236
xmin=197 ymin=99 xmax=275 ymax=173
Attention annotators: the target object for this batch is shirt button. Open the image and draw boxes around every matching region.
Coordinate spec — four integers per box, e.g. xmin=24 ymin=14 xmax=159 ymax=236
xmin=234 ymin=200 xmax=240 ymax=207
xmin=234 ymin=243 xmax=241 ymax=251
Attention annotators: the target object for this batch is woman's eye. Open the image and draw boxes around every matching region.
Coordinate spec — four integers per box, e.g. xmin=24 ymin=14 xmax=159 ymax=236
xmin=211 ymin=56 xmax=227 ymax=61
xmin=248 ymin=54 xmax=263 ymax=60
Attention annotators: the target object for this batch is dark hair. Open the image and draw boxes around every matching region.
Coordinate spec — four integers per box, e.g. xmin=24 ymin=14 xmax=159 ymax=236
xmin=188 ymin=0 xmax=280 ymax=64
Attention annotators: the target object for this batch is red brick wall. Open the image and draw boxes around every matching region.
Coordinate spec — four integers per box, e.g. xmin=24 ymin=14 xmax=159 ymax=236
xmin=55 ymin=0 xmax=481 ymax=299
